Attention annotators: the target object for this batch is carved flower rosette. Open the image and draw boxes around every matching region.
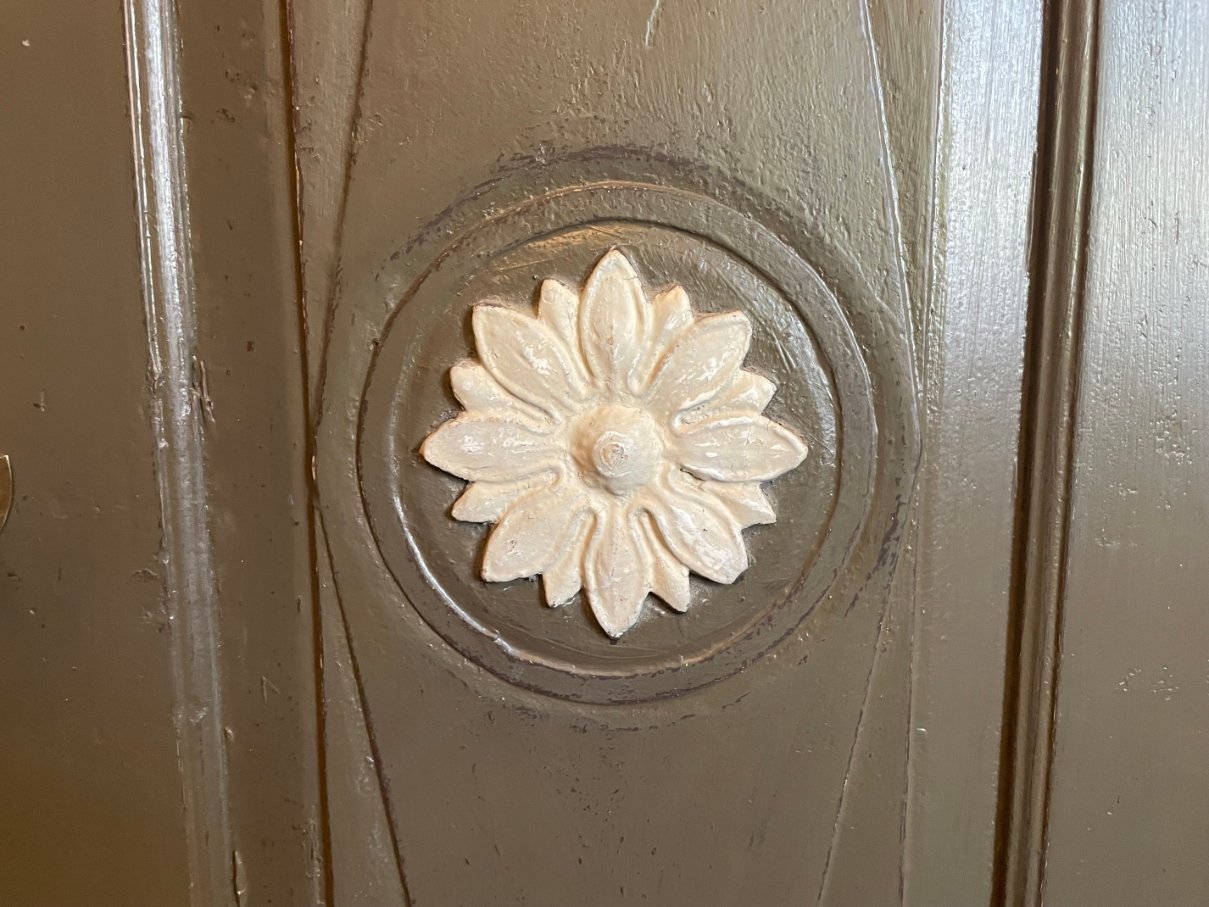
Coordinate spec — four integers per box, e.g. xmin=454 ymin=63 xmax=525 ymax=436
xmin=421 ymin=249 xmax=808 ymax=637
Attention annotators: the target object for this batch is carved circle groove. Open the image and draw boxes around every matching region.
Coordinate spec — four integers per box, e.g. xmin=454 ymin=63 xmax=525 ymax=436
xmin=359 ymin=181 xmax=876 ymax=702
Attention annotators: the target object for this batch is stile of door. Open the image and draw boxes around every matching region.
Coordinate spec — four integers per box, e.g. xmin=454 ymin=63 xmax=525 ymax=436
xmin=1037 ymin=3 xmax=1209 ymax=904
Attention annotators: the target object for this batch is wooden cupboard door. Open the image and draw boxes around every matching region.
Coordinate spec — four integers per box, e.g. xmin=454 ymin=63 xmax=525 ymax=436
xmin=14 ymin=0 xmax=1209 ymax=903
xmin=289 ymin=2 xmax=1041 ymax=904
xmin=8 ymin=1 xmax=1208 ymax=904
xmin=15 ymin=0 xmax=1131 ymax=904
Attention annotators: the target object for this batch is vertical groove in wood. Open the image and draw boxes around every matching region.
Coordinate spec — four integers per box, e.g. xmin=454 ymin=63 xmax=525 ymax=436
xmin=277 ymin=1 xmax=334 ymax=902
xmin=996 ymin=1 xmax=1100 ymax=903
xmin=284 ymin=0 xmax=412 ymax=901
xmin=286 ymin=0 xmax=375 ymax=409
xmin=122 ymin=0 xmax=232 ymax=903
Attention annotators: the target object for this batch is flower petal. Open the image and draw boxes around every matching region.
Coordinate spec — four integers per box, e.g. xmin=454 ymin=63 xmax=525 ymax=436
xmin=680 ymin=371 xmax=777 ymax=426
xmin=537 ymin=279 xmax=581 ymax=358
xmin=584 ymin=506 xmax=650 ymax=638
xmin=643 ymin=471 xmax=748 ymax=584
xmin=481 ymin=480 xmax=591 ymax=582
xmin=578 ymin=249 xmax=647 ymax=393
xmin=473 ymin=304 xmax=588 ymax=417
xmin=675 ymin=415 xmax=807 ymax=482
xmin=543 ymin=518 xmax=589 ymax=607
xmin=703 ymin=481 xmax=776 ymax=527
xmin=451 ymin=477 xmax=546 ymax=523
xmin=638 ymin=514 xmax=690 ymax=612
xmin=644 ymin=312 xmax=751 ymax=418
xmin=634 ymin=284 xmax=693 ymax=387
xmin=421 ymin=415 xmax=558 ymax=482
xmin=449 ymin=360 xmax=547 ymax=422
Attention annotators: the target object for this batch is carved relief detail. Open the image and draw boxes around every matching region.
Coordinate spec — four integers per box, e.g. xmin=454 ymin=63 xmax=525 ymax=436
xmin=421 ymin=249 xmax=808 ymax=637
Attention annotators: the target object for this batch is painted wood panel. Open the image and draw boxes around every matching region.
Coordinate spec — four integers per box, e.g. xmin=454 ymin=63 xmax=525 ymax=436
xmin=1043 ymin=3 xmax=1209 ymax=903
xmin=289 ymin=2 xmax=1041 ymax=902
xmin=1 ymin=0 xmax=1049 ymax=901
xmin=0 ymin=3 xmax=191 ymax=903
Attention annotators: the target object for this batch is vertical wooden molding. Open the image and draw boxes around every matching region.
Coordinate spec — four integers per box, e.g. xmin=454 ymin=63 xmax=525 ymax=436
xmin=279 ymin=1 xmax=338 ymax=901
xmin=123 ymin=1 xmax=233 ymax=903
xmin=997 ymin=1 xmax=1101 ymax=904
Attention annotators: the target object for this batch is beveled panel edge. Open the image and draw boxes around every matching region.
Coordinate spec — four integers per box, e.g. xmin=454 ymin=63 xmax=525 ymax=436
xmin=995 ymin=1 xmax=1101 ymax=905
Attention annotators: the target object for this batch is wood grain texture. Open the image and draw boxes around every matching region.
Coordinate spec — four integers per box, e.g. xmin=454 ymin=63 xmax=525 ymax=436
xmin=1042 ymin=3 xmax=1209 ymax=903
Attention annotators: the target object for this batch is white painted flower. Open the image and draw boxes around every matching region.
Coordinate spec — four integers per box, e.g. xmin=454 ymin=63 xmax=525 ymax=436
xmin=421 ymin=249 xmax=807 ymax=638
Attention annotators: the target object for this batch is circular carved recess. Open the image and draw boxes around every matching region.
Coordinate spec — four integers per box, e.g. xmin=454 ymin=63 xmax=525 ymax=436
xmin=359 ymin=182 xmax=876 ymax=703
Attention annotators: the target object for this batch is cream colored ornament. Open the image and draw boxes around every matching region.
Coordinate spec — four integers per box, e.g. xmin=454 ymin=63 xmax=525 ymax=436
xmin=421 ymin=249 xmax=807 ymax=638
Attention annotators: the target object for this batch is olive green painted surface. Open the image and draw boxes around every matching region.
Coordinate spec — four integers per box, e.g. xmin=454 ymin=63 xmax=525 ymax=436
xmin=2 ymin=1 xmax=321 ymax=904
xmin=903 ymin=2 xmax=1042 ymax=902
xmin=22 ymin=1 xmax=1209 ymax=905
xmin=1043 ymin=4 xmax=1209 ymax=904
xmin=171 ymin=1 xmax=324 ymax=900
xmin=0 ymin=4 xmax=190 ymax=903
xmin=308 ymin=0 xmax=918 ymax=898
xmin=293 ymin=1 xmax=1040 ymax=903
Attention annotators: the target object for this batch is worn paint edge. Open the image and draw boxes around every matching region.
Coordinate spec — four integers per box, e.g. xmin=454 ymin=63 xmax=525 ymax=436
xmin=123 ymin=1 xmax=233 ymax=904
xmin=994 ymin=1 xmax=1101 ymax=904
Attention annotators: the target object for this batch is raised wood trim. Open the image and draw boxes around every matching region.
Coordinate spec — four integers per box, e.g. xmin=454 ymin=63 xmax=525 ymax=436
xmin=996 ymin=1 xmax=1101 ymax=903
xmin=123 ymin=2 xmax=233 ymax=903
